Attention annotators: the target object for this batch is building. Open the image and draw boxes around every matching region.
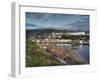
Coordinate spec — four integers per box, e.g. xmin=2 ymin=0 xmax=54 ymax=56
xmin=66 ymin=32 xmax=86 ymax=35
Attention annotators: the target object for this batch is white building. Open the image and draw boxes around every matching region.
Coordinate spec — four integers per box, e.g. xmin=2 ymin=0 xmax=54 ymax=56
xmin=66 ymin=32 xmax=86 ymax=35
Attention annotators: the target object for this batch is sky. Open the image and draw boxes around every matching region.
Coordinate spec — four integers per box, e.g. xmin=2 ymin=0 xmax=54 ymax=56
xmin=26 ymin=12 xmax=89 ymax=31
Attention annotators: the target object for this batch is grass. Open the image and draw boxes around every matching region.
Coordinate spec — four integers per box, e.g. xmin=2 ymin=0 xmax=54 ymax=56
xmin=26 ymin=39 xmax=61 ymax=67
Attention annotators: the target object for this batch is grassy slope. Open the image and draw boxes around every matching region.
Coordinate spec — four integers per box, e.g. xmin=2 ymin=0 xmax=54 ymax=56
xmin=26 ymin=39 xmax=61 ymax=67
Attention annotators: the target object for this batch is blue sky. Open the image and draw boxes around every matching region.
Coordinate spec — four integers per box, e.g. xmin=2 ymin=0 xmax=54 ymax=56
xmin=26 ymin=12 xmax=89 ymax=31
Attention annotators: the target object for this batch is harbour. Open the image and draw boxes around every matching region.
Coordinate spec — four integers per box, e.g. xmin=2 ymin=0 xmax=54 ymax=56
xmin=33 ymin=39 xmax=89 ymax=65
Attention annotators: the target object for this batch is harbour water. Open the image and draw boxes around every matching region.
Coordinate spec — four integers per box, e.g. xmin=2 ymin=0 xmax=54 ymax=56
xmin=56 ymin=44 xmax=89 ymax=64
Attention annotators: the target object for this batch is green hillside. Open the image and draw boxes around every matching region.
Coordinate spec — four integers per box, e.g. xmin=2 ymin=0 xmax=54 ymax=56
xmin=26 ymin=39 xmax=61 ymax=67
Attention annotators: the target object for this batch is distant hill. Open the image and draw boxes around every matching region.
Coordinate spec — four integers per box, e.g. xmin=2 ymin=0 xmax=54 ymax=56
xmin=26 ymin=28 xmax=89 ymax=33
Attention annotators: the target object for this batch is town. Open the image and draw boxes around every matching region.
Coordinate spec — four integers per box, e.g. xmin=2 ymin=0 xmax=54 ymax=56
xmin=26 ymin=29 xmax=89 ymax=67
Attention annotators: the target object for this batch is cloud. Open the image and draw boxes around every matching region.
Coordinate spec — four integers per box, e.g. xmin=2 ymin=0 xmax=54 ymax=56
xmin=26 ymin=12 xmax=89 ymax=31
xmin=26 ymin=12 xmax=45 ymax=19
xmin=26 ymin=23 xmax=37 ymax=27
xmin=62 ymin=15 xmax=89 ymax=31
xmin=26 ymin=23 xmax=39 ymax=30
xmin=26 ymin=26 xmax=39 ymax=30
